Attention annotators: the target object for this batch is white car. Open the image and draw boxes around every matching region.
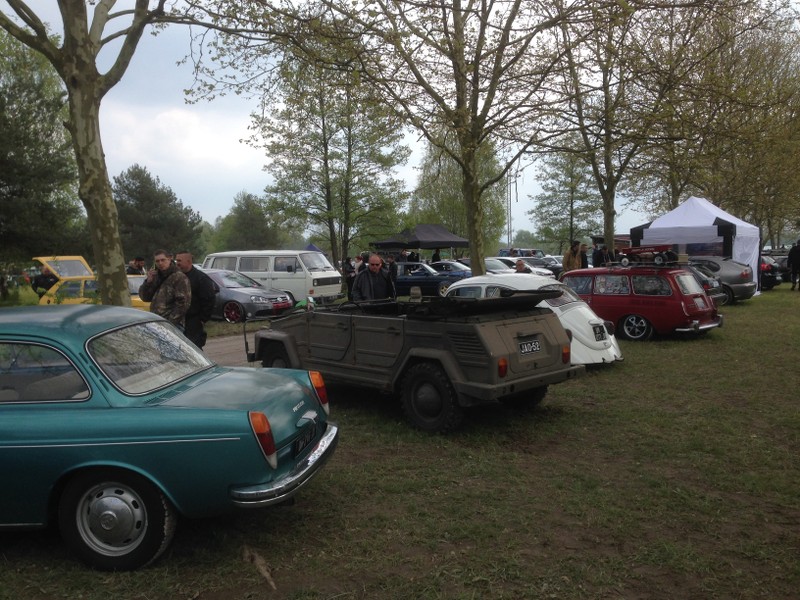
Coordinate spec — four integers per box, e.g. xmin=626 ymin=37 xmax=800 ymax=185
xmin=446 ymin=273 xmax=623 ymax=366
xmin=490 ymin=256 xmax=556 ymax=278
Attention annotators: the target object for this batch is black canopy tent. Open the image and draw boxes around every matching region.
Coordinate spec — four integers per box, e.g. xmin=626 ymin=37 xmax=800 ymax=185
xmin=371 ymin=224 xmax=469 ymax=250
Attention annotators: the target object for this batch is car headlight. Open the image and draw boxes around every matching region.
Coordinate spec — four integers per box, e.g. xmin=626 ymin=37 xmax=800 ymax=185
xmin=250 ymin=295 xmax=274 ymax=305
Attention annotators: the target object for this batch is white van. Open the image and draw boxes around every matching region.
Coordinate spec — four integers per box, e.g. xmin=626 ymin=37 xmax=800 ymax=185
xmin=202 ymin=250 xmax=343 ymax=304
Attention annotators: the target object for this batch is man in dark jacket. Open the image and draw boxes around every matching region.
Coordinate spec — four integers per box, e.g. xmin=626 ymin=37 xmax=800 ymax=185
xmin=352 ymin=254 xmax=396 ymax=301
xmin=787 ymin=241 xmax=800 ymax=290
xmin=138 ymin=250 xmax=191 ymax=329
xmin=176 ymin=251 xmax=218 ymax=348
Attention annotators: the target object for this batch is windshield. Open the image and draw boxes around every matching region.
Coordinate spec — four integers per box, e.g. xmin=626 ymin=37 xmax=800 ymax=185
xmin=88 ymin=321 xmax=213 ymax=396
xmin=38 ymin=257 xmax=92 ymax=278
xmin=212 ymin=270 xmax=261 ymax=289
xmin=300 ymin=252 xmax=336 ymax=272
xmin=485 ymin=259 xmax=511 ymax=271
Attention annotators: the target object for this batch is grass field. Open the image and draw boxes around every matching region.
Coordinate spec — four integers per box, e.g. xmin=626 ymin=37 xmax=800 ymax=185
xmin=1 ymin=287 xmax=799 ymax=599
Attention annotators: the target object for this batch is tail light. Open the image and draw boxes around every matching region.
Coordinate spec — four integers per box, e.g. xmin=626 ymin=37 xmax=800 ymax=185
xmin=249 ymin=411 xmax=278 ymax=469
xmin=562 ymin=345 xmax=571 ymax=364
xmin=309 ymin=371 xmax=330 ymax=415
xmin=604 ymin=320 xmax=616 ymax=336
xmin=497 ymin=357 xmax=508 ymax=378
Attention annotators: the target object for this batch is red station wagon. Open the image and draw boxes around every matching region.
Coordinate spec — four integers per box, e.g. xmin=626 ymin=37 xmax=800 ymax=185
xmin=561 ymin=265 xmax=723 ymax=341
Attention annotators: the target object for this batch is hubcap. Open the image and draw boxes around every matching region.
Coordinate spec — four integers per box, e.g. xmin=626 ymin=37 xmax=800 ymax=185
xmin=77 ymin=483 xmax=147 ymax=556
xmin=414 ymin=382 xmax=443 ymax=418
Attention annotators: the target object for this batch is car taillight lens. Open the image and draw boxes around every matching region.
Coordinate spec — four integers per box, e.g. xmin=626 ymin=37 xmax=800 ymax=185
xmin=249 ymin=411 xmax=278 ymax=469
xmin=498 ymin=357 xmax=508 ymax=378
xmin=562 ymin=345 xmax=570 ymax=364
xmin=604 ymin=320 xmax=616 ymax=336
xmin=309 ymin=371 xmax=330 ymax=415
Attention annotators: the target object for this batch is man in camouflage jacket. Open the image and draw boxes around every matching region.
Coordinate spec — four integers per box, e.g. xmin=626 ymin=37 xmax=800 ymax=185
xmin=138 ymin=249 xmax=191 ymax=328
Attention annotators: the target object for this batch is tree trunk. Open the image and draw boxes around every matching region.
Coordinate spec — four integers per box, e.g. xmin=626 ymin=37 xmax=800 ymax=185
xmin=63 ymin=81 xmax=130 ymax=306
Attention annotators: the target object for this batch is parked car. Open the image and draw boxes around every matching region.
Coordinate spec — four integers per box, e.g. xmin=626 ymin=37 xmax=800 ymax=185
xmin=684 ymin=263 xmax=726 ymax=307
xmin=255 ymin=294 xmax=583 ymax=431
xmin=203 ymin=268 xmax=293 ymax=322
xmin=394 ymin=262 xmax=463 ymax=297
xmin=35 ymin=256 xmax=148 ymax=309
xmin=457 ymin=257 xmax=515 ymax=274
xmin=0 ymin=305 xmax=338 ymax=571
xmin=492 ymin=256 xmax=560 ymax=279
xmin=688 ymin=256 xmax=757 ymax=304
xmin=759 ymin=255 xmax=782 ymax=290
xmin=445 ymin=274 xmax=623 ymax=365
xmin=771 ymin=254 xmax=791 ymax=285
xmin=428 ymin=260 xmax=474 ymax=279
xmin=561 ymin=265 xmax=723 ymax=341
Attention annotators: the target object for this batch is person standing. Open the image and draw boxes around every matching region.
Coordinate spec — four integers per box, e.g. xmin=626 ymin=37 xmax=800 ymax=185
xmin=580 ymin=243 xmax=589 ymax=268
xmin=387 ymin=253 xmax=398 ymax=285
xmin=176 ymin=251 xmax=218 ymax=348
xmin=432 ymin=248 xmax=441 ymax=263
xmin=352 ymin=253 xmax=396 ymax=301
xmin=138 ymin=250 xmax=191 ymax=329
xmin=344 ymin=257 xmax=356 ymax=300
xmin=787 ymin=241 xmax=800 ymax=290
xmin=125 ymin=257 xmax=146 ymax=275
xmin=561 ymin=240 xmax=582 ymax=274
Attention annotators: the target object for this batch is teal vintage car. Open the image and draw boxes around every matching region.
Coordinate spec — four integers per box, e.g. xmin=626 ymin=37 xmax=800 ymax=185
xmin=0 ymin=305 xmax=338 ymax=571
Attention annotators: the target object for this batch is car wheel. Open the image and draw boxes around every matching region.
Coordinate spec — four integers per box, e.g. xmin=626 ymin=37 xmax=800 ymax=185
xmin=261 ymin=342 xmax=291 ymax=368
xmin=401 ymin=362 xmax=463 ymax=433
xmin=721 ymin=285 xmax=736 ymax=305
xmin=58 ymin=468 xmax=177 ymax=571
xmin=619 ymin=314 xmax=653 ymax=341
xmin=223 ymin=301 xmax=244 ymax=323
xmin=437 ymin=281 xmax=450 ymax=297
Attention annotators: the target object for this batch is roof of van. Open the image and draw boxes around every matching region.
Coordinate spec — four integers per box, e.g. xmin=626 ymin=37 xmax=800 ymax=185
xmin=203 ymin=250 xmax=321 ymax=256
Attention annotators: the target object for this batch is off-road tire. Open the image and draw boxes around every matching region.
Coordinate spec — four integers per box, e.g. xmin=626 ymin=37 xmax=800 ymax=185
xmin=401 ymin=362 xmax=463 ymax=433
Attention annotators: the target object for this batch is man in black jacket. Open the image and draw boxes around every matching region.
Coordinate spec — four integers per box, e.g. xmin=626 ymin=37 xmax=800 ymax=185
xmin=176 ymin=251 xmax=218 ymax=348
xmin=352 ymin=254 xmax=396 ymax=301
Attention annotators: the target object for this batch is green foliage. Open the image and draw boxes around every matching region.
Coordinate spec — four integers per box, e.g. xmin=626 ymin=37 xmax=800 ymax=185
xmin=113 ymin=165 xmax=204 ymax=259
xmin=252 ymin=50 xmax=410 ymax=266
xmin=210 ymin=191 xmax=297 ymax=251
xmin=410 ymin=137 xmax=506 ymax=244
xmin=0 ymin=29 xmax=83 ymax=260
xmin=529 ymin=149 xmax=602 ymax=247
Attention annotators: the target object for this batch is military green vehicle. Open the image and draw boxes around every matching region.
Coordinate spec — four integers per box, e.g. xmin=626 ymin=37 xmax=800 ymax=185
xmin=252 ymin=294 xmax=583 ymax=432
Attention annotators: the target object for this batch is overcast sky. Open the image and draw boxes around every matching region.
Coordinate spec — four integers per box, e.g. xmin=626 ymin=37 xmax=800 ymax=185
xmin=38 ymin=7 xmax=647 ymax=240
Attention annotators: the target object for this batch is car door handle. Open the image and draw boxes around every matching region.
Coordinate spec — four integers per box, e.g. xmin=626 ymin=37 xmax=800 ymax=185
xmin=386 ymin=327 xmax=402 ymax=335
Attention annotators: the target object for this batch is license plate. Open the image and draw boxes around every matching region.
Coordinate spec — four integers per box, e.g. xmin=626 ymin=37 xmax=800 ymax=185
xmin=294 ymin=426 xmax=316 ymax=456
xmin=518 ymin=339 xmax=541 ymax=354
xmin=593 ymin=325 xmax=606 ymax=341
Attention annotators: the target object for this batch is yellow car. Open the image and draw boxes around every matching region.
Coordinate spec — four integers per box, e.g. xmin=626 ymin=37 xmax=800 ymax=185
xmin=34 ymin=256 xmax=150 ymax=310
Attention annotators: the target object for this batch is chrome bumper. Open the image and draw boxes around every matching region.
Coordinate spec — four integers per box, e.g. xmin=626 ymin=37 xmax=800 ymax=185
xmin=230 ymin=422 xmax=339 ymax=507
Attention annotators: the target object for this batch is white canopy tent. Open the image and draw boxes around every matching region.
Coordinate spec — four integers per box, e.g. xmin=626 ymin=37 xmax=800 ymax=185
xmin=630 ymin=196 xmax=760 ymax=284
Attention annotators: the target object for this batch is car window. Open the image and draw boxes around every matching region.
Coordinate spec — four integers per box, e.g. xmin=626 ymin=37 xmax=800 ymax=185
xmin=674 ymin=274 xmax=705 ymax=295
xmin=540 ymin=283 xmax=579 ymax=307
xmin=214 ymin=270 xmax=262 ymax=288
xmin=486 ymin=286 xmax=504 ymax=298
xmin=57 ymin=280 xmax=83 ymax=298
xmin=447 ymin=286 xmax=483 ymax=298
xmin=39 ymin=257 xmax=92 ymax=278
xmin=0 ymin=342 xmax=89 ymax=402
xmin=594 ymin=274 xmax=630 ymax=295
xmin=300 ymin=253 xmax=336 ymax=272
xmin=564 ymin=275 xmax=593 ymax=295
xmin=275 ymin=257 xmax=301 ymax=273
xmin=88 ymin=321 xmax=213 ymax=396
xmin=632 ymin=275 xmax=672 ymax=296
xmin=210 ymin=257 xmax=238 ymax=271
xmin=239 ymin=256 xmax=271 ymax=272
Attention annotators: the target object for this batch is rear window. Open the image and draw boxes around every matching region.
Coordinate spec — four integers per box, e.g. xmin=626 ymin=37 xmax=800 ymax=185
xmin=674 ymin=274 xmax=705 ymax=295
xmin=632 ymin=275 xmax=672 ymax=296
xmin=563 ymin=275 xmax=593 ymax=295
